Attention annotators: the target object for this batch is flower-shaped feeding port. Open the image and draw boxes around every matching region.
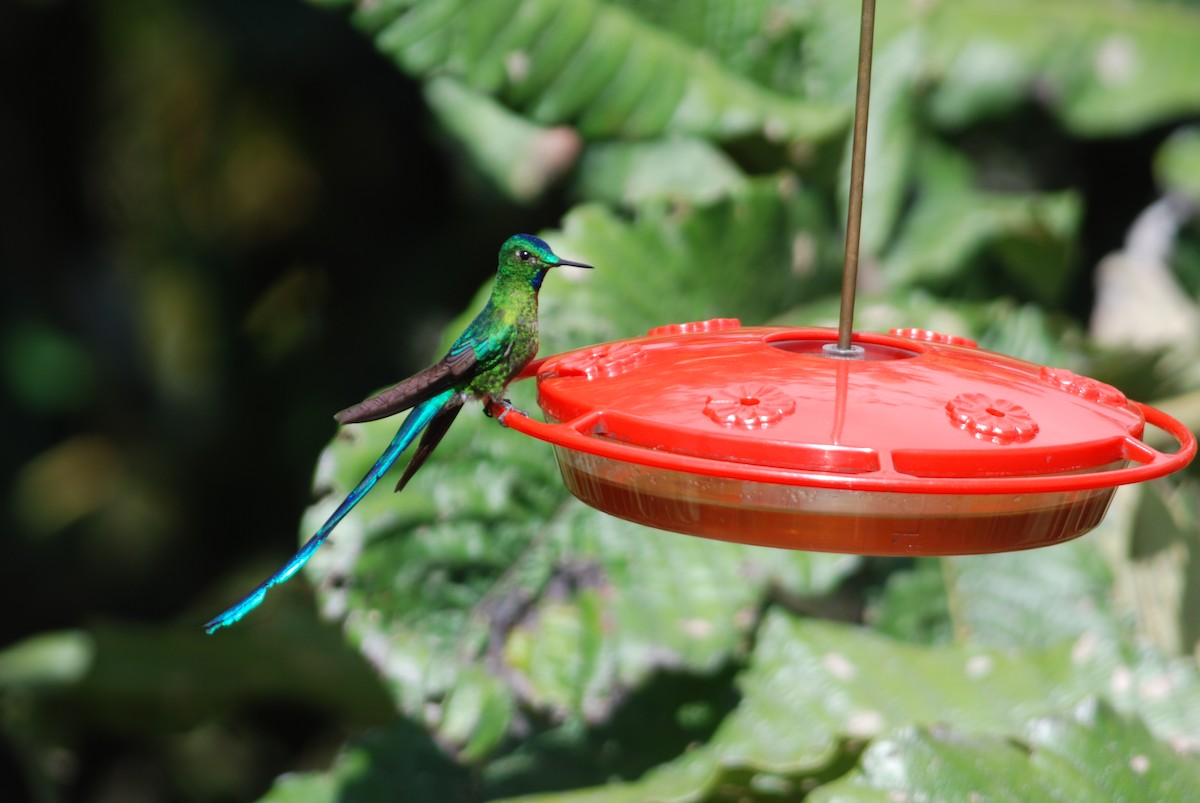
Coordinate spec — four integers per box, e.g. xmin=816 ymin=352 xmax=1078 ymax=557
xmin=890 ymin=327 xmax=978 ymax=349
xmin=946 ymin=393 xmax=1039 ymax=445
xmin=648 ymin=318 xmax=742 ymax=337
xmin=543 ymin=342 xmax=645 ymax=380
xmin=703 ymin=384 xmax=796 ymax=429
xmin=1040 ymin=367 xmax=1127 ymax=406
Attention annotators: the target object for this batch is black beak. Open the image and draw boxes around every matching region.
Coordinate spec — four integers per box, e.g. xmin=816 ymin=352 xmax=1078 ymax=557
xmin=555 ymin=258 xmax=593 ymax=269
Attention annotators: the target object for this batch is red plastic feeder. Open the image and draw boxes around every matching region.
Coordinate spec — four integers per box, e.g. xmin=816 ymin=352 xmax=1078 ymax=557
xmin=496 ymin=319 xmax=1195 ymax=556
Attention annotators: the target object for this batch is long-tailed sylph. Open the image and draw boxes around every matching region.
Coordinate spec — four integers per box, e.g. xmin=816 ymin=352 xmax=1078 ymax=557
xmin=205 ymin=234 xmax=591 ymax=633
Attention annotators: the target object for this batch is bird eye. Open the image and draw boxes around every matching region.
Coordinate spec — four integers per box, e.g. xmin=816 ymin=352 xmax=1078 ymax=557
xmin=518 ymin=249 xmax=532 ymax=262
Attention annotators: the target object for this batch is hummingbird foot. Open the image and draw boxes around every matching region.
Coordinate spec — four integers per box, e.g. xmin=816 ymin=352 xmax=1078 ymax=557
xmin=485 ymin=396 xmax=525 ymax=426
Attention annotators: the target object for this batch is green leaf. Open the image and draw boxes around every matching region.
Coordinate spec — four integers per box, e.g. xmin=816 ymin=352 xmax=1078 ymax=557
xmin=258 ymin=719 xmax=473 ymax=803
xmin=1107 ymin=477 xmax=1200 ymax=659
xmin=351 ymin=0 xmax=846 ymax=142
xmin=545 ymin=178 xmax=841 ymax=345
xmin=811 ymin=699 xmax=1200 ymax=802
xmin=866 ymin=558 xmax=952 ymax=645
xmin=320 ymin=0 xmax=1200 ymax=271
xmin=501 ymin=611 xmax=1200 ymax=802
xmin=885 ymin=144 xmax=1082 ymax=305
xmin=1 ymin=319 xmax=97 ymax=414
xmin=1023 ymin=698 xmax=1200 ymax=799
xmin=596 ymin=0 xmax=814 ymax=97
xmin=923 ymin=0 xmax=1200 ymax=136
xmin=573 ymin=138 xmax=746 ymax=207
xmin=0 ymin=631 xmax=94 ymax=689
xmin=423 ymin=76 xmax=582 ymax=202
xmin=1155 ymin=125 xmax=1200 ymax=204
xmin=941 ymin=478 xmax=1200 ymax=664
xmin=0 ymin=621 xmax=391 ymax=738
xmin=942 ymin=539 xmax=1120 ymax=649
xmin=814 ymin=726 xmax=1057 ymax=802
xmin=311 ymin=432 xmax=859 ymax=756
xmin=718 ymin=613 xmax=1200 ymax=775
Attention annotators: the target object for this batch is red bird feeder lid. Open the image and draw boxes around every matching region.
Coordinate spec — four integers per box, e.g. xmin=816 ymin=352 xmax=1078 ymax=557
xmin=497 ymin=320 xmax=1195 ymax=555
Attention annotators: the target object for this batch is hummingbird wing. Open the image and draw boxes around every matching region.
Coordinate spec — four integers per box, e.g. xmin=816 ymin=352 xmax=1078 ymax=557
xmin=393 ymin=398 xmax=463 ymax=492
xmin=334 ymin=348 xmax=477 ymax=424
xmin=335 ymin=310 xmax=516 ymax=424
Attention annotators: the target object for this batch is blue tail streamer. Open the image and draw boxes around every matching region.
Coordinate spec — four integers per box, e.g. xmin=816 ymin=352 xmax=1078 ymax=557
xmin=204 ymin=390 xmax=456 ymax=633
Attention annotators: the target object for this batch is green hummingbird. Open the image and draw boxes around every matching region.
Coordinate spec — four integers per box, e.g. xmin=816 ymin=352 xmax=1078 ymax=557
xmin=205 ymin=234 xmax=592 ymax=633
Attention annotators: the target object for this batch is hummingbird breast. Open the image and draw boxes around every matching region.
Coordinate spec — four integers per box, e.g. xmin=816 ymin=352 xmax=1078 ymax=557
xmin=468 ymin=304 xmax=539 ymax=400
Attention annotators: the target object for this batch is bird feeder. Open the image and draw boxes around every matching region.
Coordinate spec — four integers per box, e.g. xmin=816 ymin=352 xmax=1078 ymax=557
xmin=489 ymin=0 xmax=1196 ymax=554
xmin=492 ymin=322 xmax=1194 ymax=555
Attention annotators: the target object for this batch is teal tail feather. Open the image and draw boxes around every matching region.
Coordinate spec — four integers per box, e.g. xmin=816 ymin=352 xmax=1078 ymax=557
xmin=204 ymin=389 xmax=458 ymax=634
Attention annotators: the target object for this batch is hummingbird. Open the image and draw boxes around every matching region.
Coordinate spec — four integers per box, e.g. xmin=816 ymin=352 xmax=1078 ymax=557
xmin=205 ymin=234 xmax=592 ymax=633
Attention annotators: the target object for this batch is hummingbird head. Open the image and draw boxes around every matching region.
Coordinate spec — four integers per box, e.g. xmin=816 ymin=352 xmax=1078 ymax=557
xmin=498 ymin=234 xmax=592 ymax=290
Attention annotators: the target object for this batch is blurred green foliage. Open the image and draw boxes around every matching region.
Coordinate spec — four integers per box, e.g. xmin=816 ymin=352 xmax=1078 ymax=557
xmin=2 ymin=0 xmax=1199 ymax=801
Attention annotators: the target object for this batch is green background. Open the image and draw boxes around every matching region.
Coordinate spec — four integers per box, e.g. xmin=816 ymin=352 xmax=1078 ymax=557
xmin=3 ymin=0 xmax=1200 ymax=800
